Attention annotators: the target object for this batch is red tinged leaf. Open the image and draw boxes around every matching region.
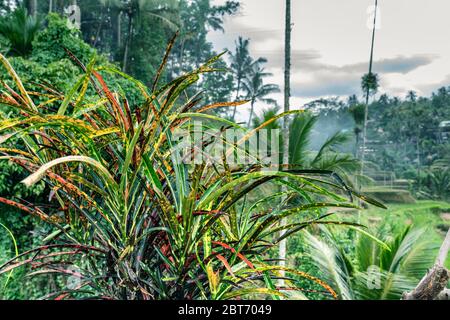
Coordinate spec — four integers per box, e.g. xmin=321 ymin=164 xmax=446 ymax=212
xmin=123 ymin=97 xmax=134 ymax=136
xmin=1 ymin=80 xmax=29 ymax=109
xmin=213 ymin=252 xmax=236 ymax=277
xmin=0 ymin=197 xmax=50 ymax=221
xmin=0 ymin=244 xmax=106 ymax=274
xmin=212 ymin=241 xmax=255 ymax=269
xmin=92 ymin=70 xmax=129 ymax=132
xmin=152 ymin=31 xmax=179 ymax=93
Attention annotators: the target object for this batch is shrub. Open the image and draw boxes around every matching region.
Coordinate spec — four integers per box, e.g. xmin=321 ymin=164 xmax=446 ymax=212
xmin=0 ymin=47 xmax=384 ymax=300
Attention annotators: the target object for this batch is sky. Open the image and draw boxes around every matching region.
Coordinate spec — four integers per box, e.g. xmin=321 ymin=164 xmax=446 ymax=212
xmin=208 ymin=0 xmax=450 ymax=121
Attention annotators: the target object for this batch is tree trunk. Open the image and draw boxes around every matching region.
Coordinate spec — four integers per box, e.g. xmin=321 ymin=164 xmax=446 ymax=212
xmin=360 ymin=0 xmax=378 ymax=176
xmin=232 ymin=80 xmax=241 ymax=121
xmin=403 ymin=228 xmax=450 ymax=300
xmin=279 ymin=0 xmax=292 ymax=287
xmin=26 ymin=0 xmax=37 ymax=16
xmin=122 ymin=13 xmax=133 ymax=73
xmin=118 ymin=12 xmax=122 ymax=48
xmin=112 ymin=10 xmax=122 ymax=51
xmin=416 ymin=134 xmax=421 ymax=191
xmin=93 ymin=13 xmax=104 ymax=48
xmin=49 ymin=0 xmax=53 ymax=13
xmin=247 ymin=100 xmax=254 ymax=127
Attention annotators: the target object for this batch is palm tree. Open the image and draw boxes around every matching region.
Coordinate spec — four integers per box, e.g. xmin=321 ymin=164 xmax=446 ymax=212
xmin=253 ymin=109 xmax=361 ymax=291
xmin=349 ymin=103 xmax=366 ymax=158
xmin=252 ymin=106 xmax=281 ymax=129
xmin=407 ymin=90 xmax=417 ymax=102
xmin=422 ymin=163 xmax=450 ymax=201
xmin=304 ymin=225 xmax=437 ymax=300
xmin=0 ymin=7 xmax=42 ymax=56
xmin=101 ymin=0 xmax=179 ymax=72
xmin=253 ymin=110 xmax=360 ymax=180
xmin=361 ymin=72 xmax=379 ymax=98
xmin=242 ymin=61 xmax=279 ymax=127
xmin=361 ymin=0 xmax=379 ymax=175
xmin=229 ymin=37 xmax=251 ymax=121
xmin=280 ymin=0 xmax=292 ymax=283
xmin=289 ymin=113 xmax=359 ymax=177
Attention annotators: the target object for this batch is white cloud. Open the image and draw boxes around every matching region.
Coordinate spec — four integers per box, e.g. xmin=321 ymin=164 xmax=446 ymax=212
xmin=209 ymin=0 xmax=450 ymax=106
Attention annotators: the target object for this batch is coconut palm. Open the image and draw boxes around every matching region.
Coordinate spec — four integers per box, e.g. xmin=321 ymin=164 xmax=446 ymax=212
xmin=289 ymin=113 xmax=359 ymax=177
xmin=242 ymin=61 xmax=280 ymax=127
xmin=279 ymin=0 xmax=292 ymax=285
xmin=360 ymin=0 xmax=380 ymax=176
xmin=421 ymin=166 xmax=450 ymax=200
xmin=349 ymin=103 xmax=366 ymax=158
xmin=407 ymin=90 xmax=417 ymax=103
xmin=361 ymin=72 xmax=380 ymax=98
xmin=228 ymin=37 xmax=251 ymax=121
xmin=304 ymin=224 xmax=437 ymax=300
xmin=101 ymin=0 xmax=179 ymax=72
xmin=0 ymin=6 xmax=42 ymax=56
xmin=228 ymin=37 xmax=269 ymax=121
xmin=253 ymin=110 xmax=360 ymax=182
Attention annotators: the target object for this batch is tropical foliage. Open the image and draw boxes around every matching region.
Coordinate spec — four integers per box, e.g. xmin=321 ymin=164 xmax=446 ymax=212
xmin=0 ymin=0 xmax=448 ymax=301
xmin=0 ymin=42 xmax=385 ymax=299
xmin=304 ymin=224 xmax=438 ymax=300
xmin=253 ymin=109 xmax=360 ymax=185
xmin=0 ymin=6 xmax=42 ymax=56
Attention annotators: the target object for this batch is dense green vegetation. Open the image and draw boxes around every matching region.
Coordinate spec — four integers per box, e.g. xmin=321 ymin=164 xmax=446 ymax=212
xmin=0 ymin=34 xmax=386 ymax=299
xmin=0 ymin=0 xmax=448 ymax=300
xmin=309 ymin=92 xmax=450 ymax=202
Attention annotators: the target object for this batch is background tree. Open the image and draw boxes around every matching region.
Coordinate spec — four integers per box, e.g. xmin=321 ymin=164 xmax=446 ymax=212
xmin=0 ymin=7 xmax=42 ymax=56
xmin=24 ymin=0 xmax=36 ymax=16
xmin=349 ymin=103 xmax=366 ymax=158
xmin=279 ymin=0 xmax=292 ymax=284
xmin=242 ymin=60 xmax=279 ymax=127
xmin=228 ymin=36 xmax=251 ymax=120
xmin=253 ymin=110 xmax=359 ymax=183
xmin=305 ymin=225 xmax=437 ymax=300
xmin=360 ymin=0 xmax=379 ymax=176
xmin=103 ymin=0 xmax=179 ymax=73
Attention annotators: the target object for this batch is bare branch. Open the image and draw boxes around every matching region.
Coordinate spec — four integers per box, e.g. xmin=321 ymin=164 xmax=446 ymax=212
xmin=402 ymin=229 xmax=450 ymax=300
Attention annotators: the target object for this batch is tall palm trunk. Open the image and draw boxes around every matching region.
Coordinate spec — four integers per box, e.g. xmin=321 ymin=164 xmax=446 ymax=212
xmin=26 ymin=0 xmax=37 ymax=16
xmin=247 ymin=99 xmax=254 ymax=127
xmin=361 ymin=0 xmax=378 ymax=176
xmin=111 ymin=8 xmax=122 ymax=51
xmin=279 ymin=0 xmax=292 ymax=286
xmin=117 ymin=12 xmax=122 ymax=48
xmin=122 ymin=12 xmax=133 ymax=72
xmin=232 ymin=80 xmax=241 ymax=121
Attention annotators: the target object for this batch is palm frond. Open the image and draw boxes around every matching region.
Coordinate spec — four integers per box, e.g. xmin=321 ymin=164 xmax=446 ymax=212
xmin=304 ymin=231 xmax=354 ymax=300
xmin=289 ymin=113 xmax=317 ymax=165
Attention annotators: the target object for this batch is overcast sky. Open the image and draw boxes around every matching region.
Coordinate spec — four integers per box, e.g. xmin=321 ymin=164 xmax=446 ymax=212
xmin=208 ymin=0 xmax=450 ymax=121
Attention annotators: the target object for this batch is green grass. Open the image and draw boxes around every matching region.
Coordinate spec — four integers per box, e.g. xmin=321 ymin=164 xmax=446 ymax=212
xmin=359 ymin=200 xmax=450 ymax=268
